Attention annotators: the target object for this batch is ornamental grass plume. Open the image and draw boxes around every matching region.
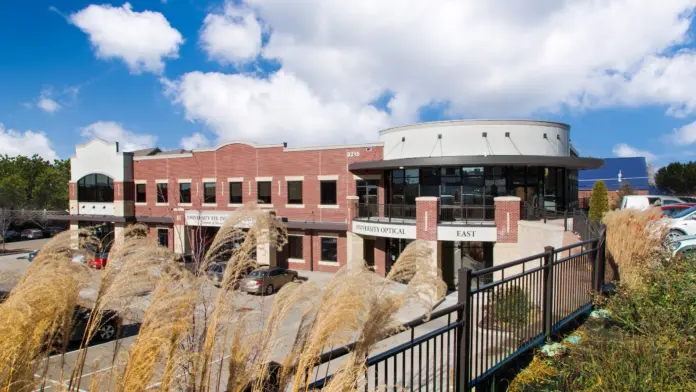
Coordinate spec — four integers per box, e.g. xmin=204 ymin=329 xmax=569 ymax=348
xmin=603 ymin=207 xmax=667 ymax=288
xmin=0 ymin=231 xmax=89 ymax=392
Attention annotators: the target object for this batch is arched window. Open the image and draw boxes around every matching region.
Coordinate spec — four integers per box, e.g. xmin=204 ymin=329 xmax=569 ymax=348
xmin=77 ymin=174 xmax=114 ymax=202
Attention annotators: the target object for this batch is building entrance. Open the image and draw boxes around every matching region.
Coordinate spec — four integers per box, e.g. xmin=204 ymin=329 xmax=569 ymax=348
xmin=441 ymin=241 xmax=493 ymax=290
xmin=386 ymin=238 xmax=414 ymax=274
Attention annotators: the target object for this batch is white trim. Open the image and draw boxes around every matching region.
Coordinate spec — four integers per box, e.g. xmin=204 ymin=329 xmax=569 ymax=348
xmin=135 ymin=202 xmax=147 ymax=206
xmin=156 ymin=203 xmax=168 ymax=207
xmin=256 ymin=176 xmax=273 ymax=181
xmin=284 ymin=142 xmax=383 ymax=152
xmin=288 ymin=258 xmax=305 ymax=264
xmin=318 ymin=232 xmax=339 ymax=238
xmin=285 ymin=204 xmax=305 ymax=209
xmin=228 ymin=203 xmax=243 ymax=208
xmin=133 ymin=153 xmax=193 ymax=161
xmin=318 ymin=260 xmax=340 ymax=266
xmin=319 ymin=204 xmax=339 ymax=209
xmin=353 ymin=174 xmax=381 ymax=180
xmin=415 ymin=196 xmax=438 ymax=201
xmin=285 ymin=176 xmax=304 ymax=181
xmin=178 ymin=203 xmax=192 ymax=207
xmin=177 ymin=179 xmax=192 ymax=183
xmin=135 ymin=179 xmax=147 ymax=184
xmin=317 ymin=175 xmax=339 ymax=181
xmin=193 ymin=140 xmax=284 ymax=152
xmin=155 ymin=179 xmax=168 ymax=184
xmin=202 ymin=178 xmax=216 ymax=183
xmin=202 ymin=203 xmax=218 ymax=207
xmin=258 ymin=204 xmax=274 ymax=209
xmin=228 ymin=177 xmax=244 ymax=182
xmin=493 ymin=196 xmax=521 ymax=202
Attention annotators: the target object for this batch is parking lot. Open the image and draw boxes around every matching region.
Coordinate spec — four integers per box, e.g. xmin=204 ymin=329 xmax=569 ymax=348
xmin=1 ymin=246 xmax=453 ymax=391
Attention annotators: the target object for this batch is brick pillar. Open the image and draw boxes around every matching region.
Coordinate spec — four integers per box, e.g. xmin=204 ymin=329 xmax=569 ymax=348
xmin=416 ymin=197 xmax=440 ymax=271
xmin=113 ymin=181 xmax=134 ymax=217
xmin=374 ymin=237 xmax=387 ymax=277
xmin=173 ymin=210 xmax=188 ymax=254
xmin=495 ymin=196 xmax=521 ymax=243
xmin=345 ymin=196 xmax=364 ymax=271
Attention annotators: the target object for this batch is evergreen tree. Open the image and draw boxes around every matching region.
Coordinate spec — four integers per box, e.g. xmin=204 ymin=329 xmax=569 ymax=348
xmin=589 ymin=181 xmax=609 ymax=222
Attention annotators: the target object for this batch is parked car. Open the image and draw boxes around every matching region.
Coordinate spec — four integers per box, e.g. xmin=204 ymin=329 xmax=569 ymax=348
xmin=621 ymin=195 xmax=685 ymax=210
xmin=676 ymin=196 xmax=696 ymax=203
xmin=89 ymin=252 xmax=109 ymax=269
xmin=666 ymin=234 xmax=696 ymax=258
xmin=42 ymin=226 xmax=65 ymax=238
xmin=207 ymin=262 xmax=257 ymax=288
xmin=2 ymin=230 xmax=20 ymax=243
xmin=20 ymin=229 xmax=44 ymax=240
xmin=660 ymin=203 xmax=696 ymax=217
xmin=242 ymin=267 xmax=299 ymax=295
xmin=663 ymin=205 xmax=696 ymax=241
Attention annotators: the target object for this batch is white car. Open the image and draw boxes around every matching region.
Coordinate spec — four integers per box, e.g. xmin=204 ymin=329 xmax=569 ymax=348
xmin=621 ymin=195 xmax=685 ymax=210
xmin=667 ymin=234 xmax=696 ymax=257
xmin=664 ymin=205 xmax=696 ymax=241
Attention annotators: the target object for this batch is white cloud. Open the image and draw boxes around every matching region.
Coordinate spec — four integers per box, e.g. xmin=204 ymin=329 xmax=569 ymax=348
xmin=80 ymin=121 xmax=157 ymax=151
xmin=37 ymin=97 xmax=60 ymax=113
xmin=180 ymin=132 xmax=210 ymax=150
xmin=200 ymin=3 xmax=263 ymax=64
xmin=0 ymin=123 xmax=58 ymax=161
xmin=666 ymin=120 xmax=696 ymax=145
xmin=612 ymin=143 xmax=657 ymax=162
xmin=70 ymin=2 xmax=183 ymax=74
xmin=165 ymin=70 xmax=391 ymax=146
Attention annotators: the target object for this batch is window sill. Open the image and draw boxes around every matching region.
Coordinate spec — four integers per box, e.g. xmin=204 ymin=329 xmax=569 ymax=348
xmin=156 ymin=203 xmax=168 ymax=207
xmin=285 ymin=204 xmax=305 ymax=209
xmin=319 ymin=204 xmax=339 ymax=209
xmin=202 ymin=203 xmax=218 ymax=207
xmin=228 ymin=203 xmax=243 ymax=208
xmin=258 ymin=204 xmax=274 ymax=209
xmin=318 ymin=260 xmax=339 ymax=266
xmin=135 ymin=202 xmax=147 ymax=206
xmin=288 ymin=258 xmax=305 ymax=264
xmin=178 ymin=203 xmax=193 ymax=207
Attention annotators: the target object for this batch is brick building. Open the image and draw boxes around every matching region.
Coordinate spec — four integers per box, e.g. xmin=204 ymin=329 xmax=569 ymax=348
xmin=55 ymin=120 xmax=603 ymax=289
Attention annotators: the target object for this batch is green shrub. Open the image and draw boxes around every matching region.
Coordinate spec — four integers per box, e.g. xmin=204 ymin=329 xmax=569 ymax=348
xmin=589 ymin=180 xmax=609 ymax=222
xmin=486 ymin=286 xmax=535 ymax=329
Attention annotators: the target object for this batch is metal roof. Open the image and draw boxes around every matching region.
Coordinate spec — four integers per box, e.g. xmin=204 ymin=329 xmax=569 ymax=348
xmin=579 ymin=157 xmax=649 ymax=191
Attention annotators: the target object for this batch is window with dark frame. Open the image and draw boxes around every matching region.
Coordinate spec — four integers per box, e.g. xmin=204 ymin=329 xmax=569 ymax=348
xmin=156 ymin=183 xmax=168 ymax=203
xmin=229 ymin=182 xmax=243 ymax=204
xmin=320 ymin=180 xmax=337 ymax=205
xmin=179 ymin=182 xmax=191 ymax=204
xmin=203 ymin=182 xmax=216 ymax=204
xmin=320 ymin=237 xmax=338 ymax=262
xmin=77 ymin=173 xmax=114 ymax=202
xmin=157 ymin=228 xmax=169 ymax=248
xmin=288 ymin=235 xmax=303 ymax=259
xmin=257 ymin=181 xmax=271 ymax=204
xmin=136 ymin=183 xmax=147 ymax=203
xmin=287 ymin=181 xmax=303 ymax=204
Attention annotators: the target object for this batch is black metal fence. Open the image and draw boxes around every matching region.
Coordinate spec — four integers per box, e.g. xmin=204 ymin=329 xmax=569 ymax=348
xmin=307 ymin=228 xmax=607 ymax=391
xmin=572 ymin=209 xmax=600 ymax=241
xmin=354 ymin=204 xmax=417 ymax=222
xmin=439 ymin=205 xmax=495 ymax=224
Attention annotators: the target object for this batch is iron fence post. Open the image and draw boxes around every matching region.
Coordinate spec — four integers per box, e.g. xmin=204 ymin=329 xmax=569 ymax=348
xmin=594 ymin=226 xmax=607 ymax=293
xmin=388 ymin=204 xmax=392 ymax=223
xmin=564 ymin=210 xmax=568 ymax=231
xmin=542 ymin=246 xmax=555 ymax=342
xmin=456 ymin=268 xmax=472 ymax=392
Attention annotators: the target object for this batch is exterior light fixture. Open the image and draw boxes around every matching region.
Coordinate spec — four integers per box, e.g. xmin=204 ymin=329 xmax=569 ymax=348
xmin=482 ymin=132 xmax=487 ymax=137
xmin=438 ymin=134 xmax=442 ymax=139
xmin=505 ymin=132 xmax=510 ymax=137
xmin=399 ymin=166 xmax=404 ymax=169
xmin=543 ymin=133 xmax=548 ymax=139
xmin=402 ymin=137 xmax=406 ymax=142
xmin=283 ymin=142 xmax=287 ymax=147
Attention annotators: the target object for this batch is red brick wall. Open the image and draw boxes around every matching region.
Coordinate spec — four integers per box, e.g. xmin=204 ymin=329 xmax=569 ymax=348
xmin=69 ymin=182 xmax=77 ymax=201
xmin=416 ymin=197 xmax=438 ymax=241
xmin=374 ymin=237 xmax=386 ymax=277
xmin=495 ymin=197 xmax=521 ymax=243
xmin=275 ymin=230 xmax=345 ymax=273
xmin=133 ymin=143 xmax=384 ymax=223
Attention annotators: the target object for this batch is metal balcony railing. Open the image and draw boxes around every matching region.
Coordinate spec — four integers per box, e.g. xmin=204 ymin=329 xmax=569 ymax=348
xmin=438 ymin=204 xmax=495 ymax=224
xmin=354 ymin=203 xmax=417 ymax=222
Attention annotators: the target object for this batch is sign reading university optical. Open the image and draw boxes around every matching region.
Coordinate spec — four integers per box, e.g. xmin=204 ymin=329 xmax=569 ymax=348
xmin=185 ymin=210 xmax=253 ymax=228
xmin=352 ymin=221 xmax=416 ymax=239
xmin=437 ymin=226 xmax=497 ymax=242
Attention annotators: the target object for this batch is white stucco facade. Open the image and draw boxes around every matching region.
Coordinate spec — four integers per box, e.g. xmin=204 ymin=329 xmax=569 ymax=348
xmin=71 ymin=139 xmax=133 ymax=182
xmin=380 ymin=120 xmax=570 ymax=160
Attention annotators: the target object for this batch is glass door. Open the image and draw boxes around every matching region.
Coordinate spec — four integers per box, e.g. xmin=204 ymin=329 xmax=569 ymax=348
xmin=357 ymin=179 xmax=379 ymax=216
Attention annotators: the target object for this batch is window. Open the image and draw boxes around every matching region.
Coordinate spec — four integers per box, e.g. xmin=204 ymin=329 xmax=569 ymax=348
xmin=288 ymin=235 xmax=303 ymax=259
xmin=179 ymin=182 xmax=191 ymax=204
xmin=320 ymin=180 xmax=337 ymax=205
xmin=287 ymin=181 xmax=303 ymax=204
xmin=257 ymin=181 xmax=271 ymax=204
xmin=157 ymin=183 xmax=168 ymax=204
xmin=321 ymin=237 xmax=338 ymax=262
xmin=136 ymin=183 xmax=146 ymax=203
xmin=157 ymin=228 xmax=169 ymax=248
xmin=77 ymin=173 xmax=114 ymax=202
xmin=203 ymin=182 xmax=216 ymax=204
xmin=229 ymin=182 xmax=242 ymax=204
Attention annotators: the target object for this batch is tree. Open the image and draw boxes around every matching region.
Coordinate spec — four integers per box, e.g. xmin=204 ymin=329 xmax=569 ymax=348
xmin=589 ymin=181 xmax=609 ymax=222
xmin=0 ymin=209 xmax=15 ymax=251
xmin=655 ymin=162 xmax=696 ymax=195
xmin=0 ymin=174 xmax=29 ymax=209
xmin=0 ymin=155 xmax=70 ymax=209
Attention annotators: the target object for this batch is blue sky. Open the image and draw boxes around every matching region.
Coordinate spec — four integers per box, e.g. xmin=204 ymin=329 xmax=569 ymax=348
xmin=1 ymin=0 xmax=696 ymax=168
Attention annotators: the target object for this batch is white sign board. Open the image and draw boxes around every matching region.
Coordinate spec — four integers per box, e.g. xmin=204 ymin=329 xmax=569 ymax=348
xmin=437 ymin=225 xmax=497 ymax=242
xmin=185 ymin=210 xmax=253 ymax=228
xmin=352 ymin=221 xmax=416 ymax=239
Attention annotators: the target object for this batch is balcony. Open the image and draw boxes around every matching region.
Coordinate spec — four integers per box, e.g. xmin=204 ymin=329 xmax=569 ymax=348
xmin=354 ymin=204 xmax=417 ymax=223
xmin=353 ymin=203 xmax=495 ymax=226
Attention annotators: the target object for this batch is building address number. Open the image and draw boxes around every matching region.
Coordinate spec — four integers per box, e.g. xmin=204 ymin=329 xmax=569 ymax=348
xmin=346 ymin=151 xmax=361 ymax=157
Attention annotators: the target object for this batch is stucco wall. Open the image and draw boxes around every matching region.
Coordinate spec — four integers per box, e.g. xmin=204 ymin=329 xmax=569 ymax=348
xmin=71 ymin=139 xmax=131 ymax=182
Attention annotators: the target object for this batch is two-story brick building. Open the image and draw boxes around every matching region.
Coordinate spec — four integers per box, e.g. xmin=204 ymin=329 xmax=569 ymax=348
xmin=55 ymin=120 xmax=603 ymax=289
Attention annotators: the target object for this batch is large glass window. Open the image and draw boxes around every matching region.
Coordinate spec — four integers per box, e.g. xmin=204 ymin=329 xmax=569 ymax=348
xmin=157 ymin=228 xmax=169 ymax=248
xmin=356 ymin=179 xmax=379 ymax=204
xmin=462 ymin=167 xmax=484 ymax=205
xmin=287 ymin=181 xmax=303 ymax=204
xmin=77 ymin=174 xmax=114 ymax=202
xmin=156 ymin=183 xmax=168 ymax=203
xmin=136 ymin=183 xmax=146 ymax=203
xmin=440 ymin=167 xmax=462 ymax=205
xmin=257 ymin=181 xmax=271 ymax=204
xmin=288 ymin=235 xmax=303 ymax=259
xmin=203 ymin=182 xmax=216 ymax=204
xmin=390 ymin=169 xmax=419 ymax=204
xmin=320 ymin=237 xmax=338 ymax=262
xmin=179 ymin=183 xmax=191 ymax=204
xmin=320 ymin=180 xmax=337 ymax=205
xmin=229 ymin=182 xmax=242 ymax=204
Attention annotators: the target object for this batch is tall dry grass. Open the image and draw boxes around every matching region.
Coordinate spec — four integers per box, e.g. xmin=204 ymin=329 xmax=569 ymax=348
xmin=603 ymin=207 xmax=667 ymax=289
xmin=1 ymin=204 xmax=446 ymax=392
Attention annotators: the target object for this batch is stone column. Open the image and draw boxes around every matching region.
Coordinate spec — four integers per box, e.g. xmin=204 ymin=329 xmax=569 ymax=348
xmin=172 ymin=210 xmax=188 ymax=254
xmin=374 ymin=237 xmax=387 ymax=277
xmin=257 ymin=238 xmax=278 ymax=267
xmin=416 ymin=197 xmax=440 ymax=271
xmin=70 ymin=221 xmax=79 ymax=250
xmin=345 ymin=196 xmax=365 ymax=271
xmin=493 ymin=196 xmax=522 ymax=280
